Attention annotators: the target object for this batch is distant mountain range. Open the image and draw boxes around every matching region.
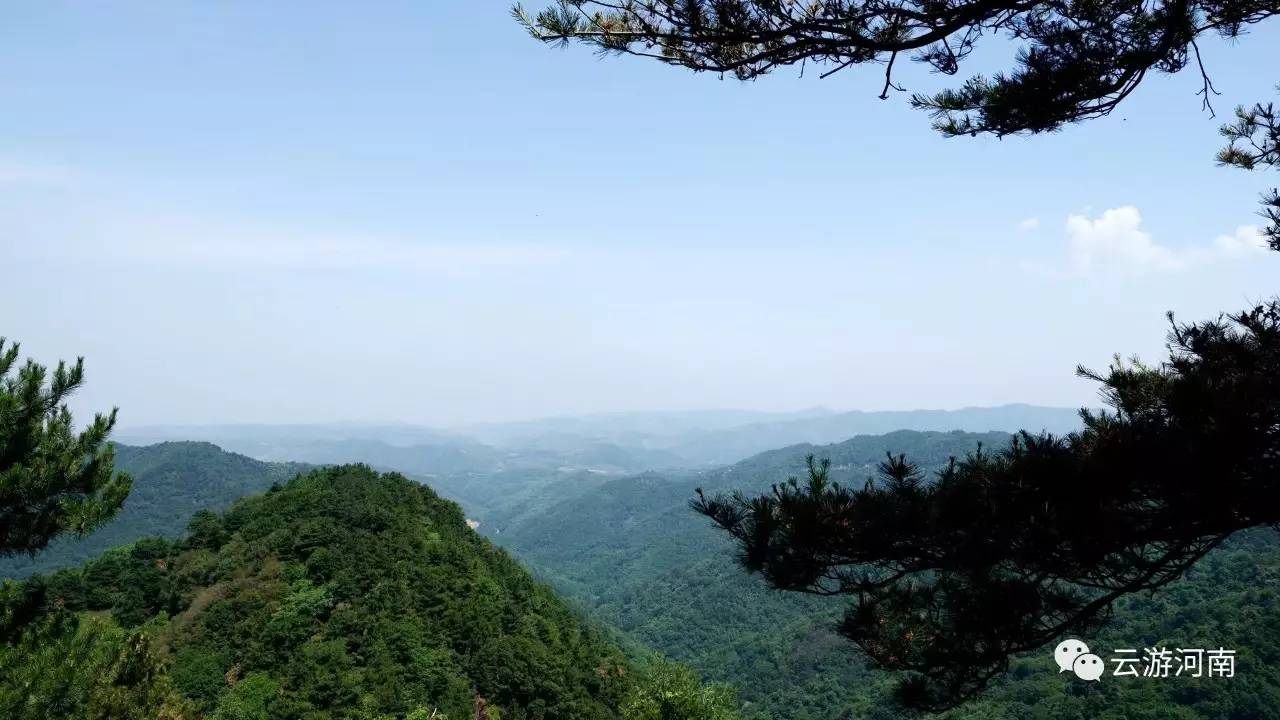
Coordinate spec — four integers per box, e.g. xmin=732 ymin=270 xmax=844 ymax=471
xmin=117 ymin=403 xmax=1086 ymax=472
xmin=650 ymin=403 xmax=1084 ymax=465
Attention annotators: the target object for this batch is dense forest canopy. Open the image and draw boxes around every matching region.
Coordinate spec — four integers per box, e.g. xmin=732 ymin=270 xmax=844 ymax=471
xmin=489 ymin=431 xmax=1022 ymax=718
xmin=0 ymin=464 xmax=739 ymax=720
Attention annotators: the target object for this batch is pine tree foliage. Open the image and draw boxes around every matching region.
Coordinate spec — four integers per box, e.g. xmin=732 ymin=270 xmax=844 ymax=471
xmin=0 ymin=613 xmax=194 ymax=720
xmin=515 ymin=1 xmax=1280 ymax=243
xmin=1217 ymin=89 xmax=1280 ymax=248
xmin=693 ymin=301 xmax=1280 ymax=710
xmin=514 ymin=1 xmax=1275 ymax=131
xmin=0 ymin=338 xmax=130 ymax=556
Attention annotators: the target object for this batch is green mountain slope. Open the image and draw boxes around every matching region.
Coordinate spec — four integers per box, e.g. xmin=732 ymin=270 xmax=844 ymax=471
xmin=491 ymin=431 xmax=1009 ymax=719
xmin=490 ymin=430 xmax=1280 ymax=720
xmin=0 ymin=466 xmax=651 ymax=720
xmin=938 ymin=531 xmax=1280 ymax=720
xmin=0 ymin=442 xmax=309 ymax=579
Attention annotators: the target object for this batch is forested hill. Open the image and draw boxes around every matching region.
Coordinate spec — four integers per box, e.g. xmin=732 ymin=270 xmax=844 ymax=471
xmin=490 ymin=430 xmax=1010 ymax=719
xmin=0 ymin=441 xmax=309 ymax=579
xmin=0 ymin=465 xmax=717 ymax=720
xmin=489 ymin=430 xmax=1280 ymax=719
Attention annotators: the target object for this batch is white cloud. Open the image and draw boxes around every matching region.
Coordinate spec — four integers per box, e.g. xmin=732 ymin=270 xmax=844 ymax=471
xmin=1017 ymin=217 xmax=1040 ymax=232
xmin=1062 ymin=207 xmax=1269 ymax=274
xmin=1067 ymin=206 xmax=1184 ymax=272
xmin=1212 ymin=225 xmax=1268 ymax=256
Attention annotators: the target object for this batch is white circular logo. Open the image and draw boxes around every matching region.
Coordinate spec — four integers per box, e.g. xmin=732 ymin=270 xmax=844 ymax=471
xmin=1054 ymin=638 xmax=1090 ymax=673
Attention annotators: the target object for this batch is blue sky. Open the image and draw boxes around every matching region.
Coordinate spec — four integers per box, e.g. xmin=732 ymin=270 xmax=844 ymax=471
xmin=1 ymin=2 xmax=1277 ymax=426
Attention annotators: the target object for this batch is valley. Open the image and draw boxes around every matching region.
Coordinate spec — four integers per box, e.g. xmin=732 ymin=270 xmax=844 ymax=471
xmin=7 ymin=407 xmax=1275 ymax=719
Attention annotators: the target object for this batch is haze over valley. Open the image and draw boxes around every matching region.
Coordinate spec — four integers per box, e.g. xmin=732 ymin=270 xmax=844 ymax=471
xmin=114 ymin=403 xmax=1085 ymax=475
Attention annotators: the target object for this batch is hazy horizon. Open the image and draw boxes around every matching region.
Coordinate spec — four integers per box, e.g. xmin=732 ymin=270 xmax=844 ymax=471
xmin=108 ymin=402 xmax=1087 ymax=473
xmin=113 ymin=401 xmax=1081 ymax=434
